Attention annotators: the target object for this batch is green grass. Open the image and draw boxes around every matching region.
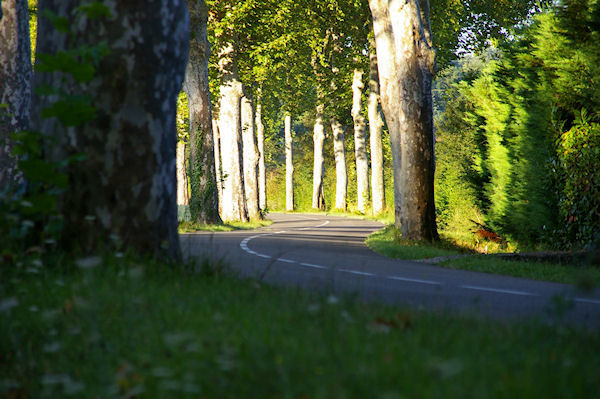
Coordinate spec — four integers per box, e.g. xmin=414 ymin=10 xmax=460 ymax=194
xmin=366 ymin=226 xmax=600 ymax=286
xmin=2 ymin=257 xmax=600 ymax=398
xmin=178 ymin=218 xmax=272 ymax=233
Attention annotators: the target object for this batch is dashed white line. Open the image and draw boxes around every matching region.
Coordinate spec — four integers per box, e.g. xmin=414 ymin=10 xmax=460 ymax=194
xmin=574 ymin=297 xmax=600 ymax=305
xmin=460 ymin=285 xmax=539 ymax=297
xmin=386 ymin=275 xmax=441 ymax=286
xmin=300 ymin=262 xmax=327 ymax=270
xmin=340 ymin=269 xmax=376 ymax=277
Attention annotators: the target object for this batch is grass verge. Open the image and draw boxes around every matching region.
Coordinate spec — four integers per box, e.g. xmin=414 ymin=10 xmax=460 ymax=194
xmin=366 ymin=226 xmax=600 ymax=286
xmin=179 ymin=218 xmax=272 ymax=233
xmin=2 ymin=257 xmax=599 ymax=398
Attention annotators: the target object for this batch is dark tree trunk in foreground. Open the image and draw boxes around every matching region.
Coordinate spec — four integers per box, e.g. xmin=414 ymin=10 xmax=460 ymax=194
xmin=184 ymin=0 xmax=221 ymax=225
xmin=0 ymin=0 xmax=31 ymax=189
xmin=369 ymin=0 xmax=438 ymax=241
xmin=33 ymin=0 xmax=189 ymax=260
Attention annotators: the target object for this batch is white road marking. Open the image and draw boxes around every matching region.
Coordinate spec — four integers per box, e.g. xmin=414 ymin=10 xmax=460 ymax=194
xmin=574 ymin=297 xmax=600 ymax=305
xmin=340 ymin=269 xmax=376 ymax=277
xmin=278 ymin=258 xmax=296 ymax=264
xmin=386 ymin=275 xmax=441 ymax=286
xmin=300 ymin=262 xmax=327 ymax=270
xmin=460 ymin=285 xmax=539 ymax=297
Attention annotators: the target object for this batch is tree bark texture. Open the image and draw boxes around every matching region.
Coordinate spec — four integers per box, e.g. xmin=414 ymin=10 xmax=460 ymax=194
xmin=0 ymin=0 xmax=31 ymax=189
xmin=368 ymin=39 xmax=386 ymax=215
xmin=369 ymin=0 xmax=438 ymax=241
xmin=331 ymin=118 xmax=347 ymax=211
xmin=212 ymin=117 xmax=223 ymax=215
xmin=217 ymin=42 xmax=248 ymax=222
xmin=352 ymin=68 xmax=369 ymax=213
xmin=176 ymin=141 xmax=189 ymax=206
xmin=241 ymin=95 xmax=260 ymax=219
xmin=312 ymin=103 xmax=326 ymax=210
xmin=32 ymin=0 xmax=189 ymax=259
xmin=255 ymin=90 xmax=266 ymax=211
xmin=285 ymin=113 xmax=294 ymax=211
xmin=184 ymin=0 xmax=221 ymax=225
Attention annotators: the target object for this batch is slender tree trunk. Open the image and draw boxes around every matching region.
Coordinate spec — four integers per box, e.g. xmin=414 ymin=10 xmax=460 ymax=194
xmin=218 ymin=42 xmax=248 ymax=222
xmin=176 ymin=141 xmax=189 ymax=206
xmin=312 ymin=103 xmax=326 ymax=210
xmin=212 ymin=117 xmax=223 ymax=215
xmin=352 ymin=68 xmax=369 ymax=213
xmin=368 ymin=38 xmax=385 ymax=215
xmin=0 ymin=0 xmax=31 ymax=189
xmin=32 ymin=0 xmax=189 ymax=259
xmin=256 ymin=89 xmax=267 ymax=211
xmin=331 ymin=118 xmax=347 ymax=211
xmin=369 ymin=0 xmax=438 ymax=241
xmin=184 ymin=0 xmax=221 ymax=225
xmin=242 ymin=95 xmax=260 ymax=219
xmin=285 ymin=113 xmax=294 ymax=211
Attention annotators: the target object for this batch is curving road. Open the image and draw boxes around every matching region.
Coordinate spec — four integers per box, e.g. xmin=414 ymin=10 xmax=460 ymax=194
xmin=181 ymin=213 xmax=600 ymax=328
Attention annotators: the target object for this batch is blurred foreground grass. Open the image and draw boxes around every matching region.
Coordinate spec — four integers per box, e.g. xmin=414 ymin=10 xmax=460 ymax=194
xmin=2 ymin=256 xmax=599 ymax=398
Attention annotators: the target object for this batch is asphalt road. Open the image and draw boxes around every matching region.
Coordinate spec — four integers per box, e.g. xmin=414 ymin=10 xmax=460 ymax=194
xmin=181 ymin=213 xmax=600 ymax=328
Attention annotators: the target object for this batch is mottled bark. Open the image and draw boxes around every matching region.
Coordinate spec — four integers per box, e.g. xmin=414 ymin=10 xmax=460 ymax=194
xmin=369 ymin=0 xmax=438 ymax=241
xmin=241 ymin=95 xmax=260 ymax=219
xmin=352 ymin=68 xmax=369 ymax=213
xmin=255 ymin=90 xmax=266 ymax=211
xmin=184 ymin=0 xmax=221 ymax=225
xmin=32 ymin=0 xmax=189 ymax=259
xmin=218 ymin=42 xmax=248 ymax=222
xmin=368 ymin=38 xmax=385 ymax=215
xmin=0 ymin=0 xmax=31 ymax=189
xmin=331 ymin=118 xmax=347 ymax=211
xmin=312 ymin=103 xmax=326 ymax=210
xmin=212 ymin=117 xmax=223 ymax=214
xmin=176 ymin=141 xmax=189 ymax=206
xmin=285 ymin=113 xmax=294 ymax=211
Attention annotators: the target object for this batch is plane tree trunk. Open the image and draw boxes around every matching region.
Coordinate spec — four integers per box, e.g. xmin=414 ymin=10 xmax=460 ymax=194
xmin=285 ymin=113 xmax=294 ymax=211
xmin=218 ymin=41 xmax=248 ymax=222
xmin=368 ymin=38 xmax=385 ymax=215
xmin=184 ymin=0 xmax=221 ymax=225
xmin=242 ymin=95 xmax=260 ymax=219
xmin=256 ymin=89 xmax=266 ymax=211
xmin=32 ymin=0 xmax=189 ymax=259
xmin=212 ymin=117 xmax=223 ymax=214
xmin=369 ymin=0 xmax=438 ymax=241
xmin=331 ymin=118 xmax=347 ymax=211
xmin=352 ymin=68 xmax=369 ymax=213
xmin=312 ymin=103 xmax=326 ymax=210
xmin=0 ymin=0 xmax=31 ymax=189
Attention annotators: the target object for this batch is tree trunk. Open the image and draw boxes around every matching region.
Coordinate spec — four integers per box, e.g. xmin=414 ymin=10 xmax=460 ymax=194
xmin=176 ymin=141 xmax=189 ymax=206
xmin=312 ymin=103 xmax=326 ymax=210
xmin=212 ymin=117 xmax=223 ymax=215
xmin=368 ymin=38 xmax=385 ymax=215
xmin=218 ymin=42 xmax=248 ymax=222
xmin=285 ymin=113 xmax=294 ymax=211
xmin=0 ymin=0 xmax=31 ymax=189
xmin=369 ymin=0 xmax=438 ymax=241
xmin=256 ymin=90 xmax=267 ymax=211
xmin=32 ymin=0 xmax=189 ymax=259
xmin=352 ymin=68 xmax=369 ymax=213
xmin=184 ymin=0 xmax=221 ymax=225
xmin=331 ymin=118 xmax=347 ymax=211
xmin=242 ymin=95 xmax=260 ymax=219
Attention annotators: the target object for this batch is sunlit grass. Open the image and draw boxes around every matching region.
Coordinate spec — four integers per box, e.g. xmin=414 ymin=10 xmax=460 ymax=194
xmin=178 ymin=218 xmax=272 ymax=233
xmin=2 ymin=257 xmax=599 ymax=398
xmin=366 ymin=226 xmax=600 ymax=286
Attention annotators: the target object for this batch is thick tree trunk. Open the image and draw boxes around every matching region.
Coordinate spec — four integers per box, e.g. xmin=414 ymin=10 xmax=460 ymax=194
xmin=184 ymin=0 xmax=221 ymax=225
xmin=331 ymin=118 xmax=347 ymax=211
xmin=312 ymin=103 xmax=326 ymax=210
xmin=0 ymin=0 xmax=31 ymax=189
xmin=255 ymin=90 xmax=266 ymax=211
xmin=218 ymin=42 xmax=248 ymax=222
xmin=285 ymin=113 xmax=294 ymax=211
xmin=176 ymin=141 xmax=189 ymax=206
xmin=369 ymin=0 xmax=438 ymax=241
xmin=352 ymin=68 xmax=369 ymax=213
xmin=242 ymin=95 xmax=260 ymax=219
xmin=32 ymin=0 xmax=189 ymax=259
xmin=368 ymin=39 xmax=386 ymax=215
xmin=212 ymin=117 xmax=223 ymax=215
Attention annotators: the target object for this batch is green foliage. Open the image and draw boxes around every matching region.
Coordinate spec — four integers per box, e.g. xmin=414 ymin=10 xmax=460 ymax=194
xmin=2 ymin=257 xmax=600 ymax=397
